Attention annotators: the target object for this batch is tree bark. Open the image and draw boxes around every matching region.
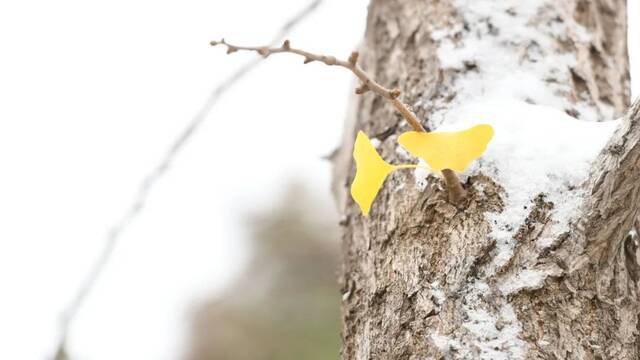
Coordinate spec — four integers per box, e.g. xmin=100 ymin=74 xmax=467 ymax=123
xmin=334 ymin=0 xmax=638 ymax=359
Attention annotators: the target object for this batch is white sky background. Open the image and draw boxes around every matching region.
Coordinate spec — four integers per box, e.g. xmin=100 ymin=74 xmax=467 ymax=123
xmin=0 ymin=1 xmax=637 ymax=359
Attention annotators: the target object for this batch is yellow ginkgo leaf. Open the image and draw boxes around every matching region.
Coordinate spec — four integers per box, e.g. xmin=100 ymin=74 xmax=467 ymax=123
xmin=350 ymin=131 xmax=395 ymax=216
xmin=398 ymin=124 xmax=494 ymax=172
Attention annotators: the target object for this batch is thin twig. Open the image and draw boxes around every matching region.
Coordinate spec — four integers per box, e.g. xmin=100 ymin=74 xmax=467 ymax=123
xmin=52 ymin=1 xmax=323 ymax=358
xmin=210 ymin=39 xmax=426 ymax=132
xmin=210 ymin=38 xmax=466 ymax=203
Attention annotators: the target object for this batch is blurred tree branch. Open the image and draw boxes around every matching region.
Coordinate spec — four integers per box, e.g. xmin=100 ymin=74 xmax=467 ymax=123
xmin=52 ymin=1 xmax=322 ymax=358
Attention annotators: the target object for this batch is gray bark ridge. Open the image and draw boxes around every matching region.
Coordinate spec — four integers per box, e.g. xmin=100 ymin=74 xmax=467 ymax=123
xmin=513 ymin=100 xmax=640 ymax=359
xmin=336 ymin=0 xmax=638 ymax=359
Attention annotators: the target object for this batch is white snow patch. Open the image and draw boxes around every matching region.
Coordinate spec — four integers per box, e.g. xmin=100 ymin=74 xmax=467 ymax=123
xmin=430 ymin=333 xmax=451 ymax=349
xmin=430 ymin=333 xmax=461 ymax=356
xmin=370 ymin=137 xmax=382 ymax=149
xmin=395 ymin=144 xmax=412 ymax=160
xmin=429 ymin=0 xmax=612 ymax=124
xmin=414 ymin=159 xmax=433 ymax=191
xmin=437 ymin=98 xmax=618 ymax=271
xmin=535 ymin=236 xmax=557 ymax=250
xmin=463 ymin=304 xmax=526 ymax=359
xmin=498 ymin=269 xmax=551 ymax=295
xmin=459 ymin=281 xmax=526 ymax=359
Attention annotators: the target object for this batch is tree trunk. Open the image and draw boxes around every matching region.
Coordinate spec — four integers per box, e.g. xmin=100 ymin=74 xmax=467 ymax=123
xmin=334 ymin=0 xmax=639 ymax=358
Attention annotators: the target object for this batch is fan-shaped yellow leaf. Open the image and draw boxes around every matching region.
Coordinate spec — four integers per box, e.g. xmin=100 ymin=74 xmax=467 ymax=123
xmin=350 ymin=131 xmax=395 ymax=216
xmin=398 ymin=124 xmax=494 ymax=172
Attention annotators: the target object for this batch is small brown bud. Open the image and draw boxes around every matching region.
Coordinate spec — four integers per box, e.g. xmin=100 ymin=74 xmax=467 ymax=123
xmin=257 ymin=48 xmax=269 ymax=57
xmin=355 ymin=84 xmax=370 ymax=95
xmin=348 ymin=51 xmax=359 ymax=65
xmin=227 ymin=47 xmax=238 ymax=54
xmin=282 ymin=40 xmax=291 ymax=50
xmin=325 ymin=56 xmax=337 ymax=65
xmin=390 ymin=88 xmax=401 ymax=99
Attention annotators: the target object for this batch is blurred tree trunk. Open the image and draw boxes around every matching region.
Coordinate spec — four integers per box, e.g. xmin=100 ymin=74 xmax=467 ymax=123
xmin=183 ymin=182 xmax=341 ymax=360
xmin=333 ymin=0 xmax=640 ymax=358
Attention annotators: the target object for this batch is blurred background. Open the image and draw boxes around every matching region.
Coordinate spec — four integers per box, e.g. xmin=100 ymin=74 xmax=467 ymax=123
xmin=0 ymin=0 xmax=637 ymax=359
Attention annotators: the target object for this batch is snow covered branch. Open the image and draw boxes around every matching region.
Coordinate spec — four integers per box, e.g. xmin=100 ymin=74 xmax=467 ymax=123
xmin=210 ymin=38 xmax=467 ymax=203
xmin=572 ymin=99 xmax=640 ymax=274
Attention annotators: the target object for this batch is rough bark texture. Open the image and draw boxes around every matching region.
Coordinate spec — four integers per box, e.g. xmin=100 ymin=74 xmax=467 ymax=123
xmin=333 ymin=0 xmax=637 ymax=359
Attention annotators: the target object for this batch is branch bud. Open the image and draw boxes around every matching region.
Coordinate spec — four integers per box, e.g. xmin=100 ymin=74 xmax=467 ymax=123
xmin=355 ymin=84 xmax=370 ymax=95
xmin=348 ymin=51 xmax=359 ymax=66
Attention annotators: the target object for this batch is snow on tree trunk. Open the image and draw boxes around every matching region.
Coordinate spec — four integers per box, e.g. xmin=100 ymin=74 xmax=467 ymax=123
xmin=333 ymin=0 xmax=638 ymax=359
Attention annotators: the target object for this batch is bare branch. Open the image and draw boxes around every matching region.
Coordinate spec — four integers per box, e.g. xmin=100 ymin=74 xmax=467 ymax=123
xmin=210 ymin=39 xmax=426 ymax=132
xmin=211 ymin=38 xmax=467 ymax=203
